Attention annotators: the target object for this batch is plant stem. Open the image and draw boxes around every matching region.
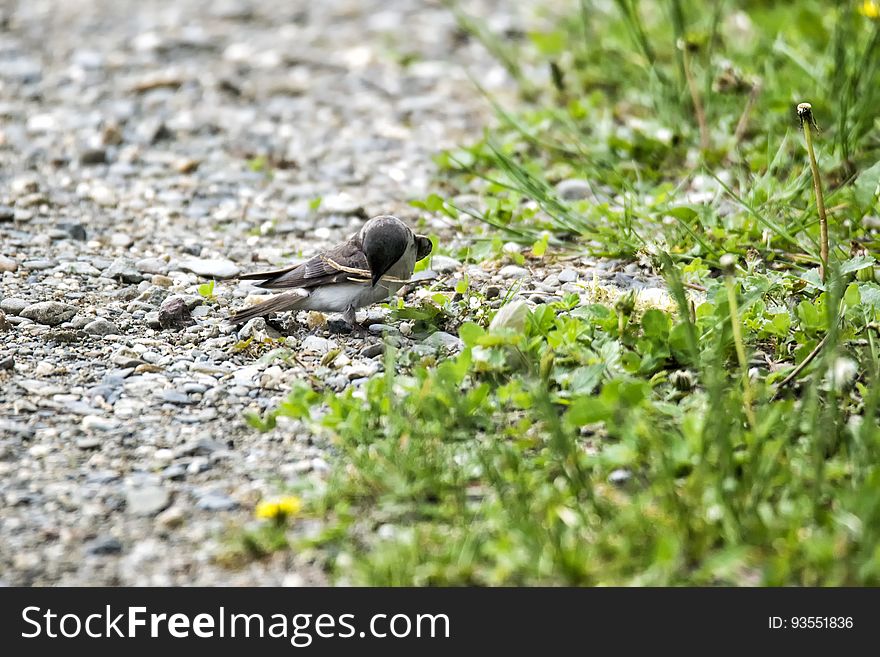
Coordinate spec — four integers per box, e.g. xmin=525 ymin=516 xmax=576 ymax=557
xmin=775 ymin=332 xmax=830 ymax=392
xmin=724 ymin=275 xmax=756 ymax=429
xmin=733 ymin=82 xmax=761 ymax=144
xmin=682 ymin=43 xmax=710 ymax=152
xmin=798 ymin=103 xmax=829 ymax=281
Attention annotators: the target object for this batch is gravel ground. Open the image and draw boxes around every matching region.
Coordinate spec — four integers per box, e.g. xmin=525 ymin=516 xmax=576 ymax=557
xmin=0 ymin=0 xmax=665 ymax=585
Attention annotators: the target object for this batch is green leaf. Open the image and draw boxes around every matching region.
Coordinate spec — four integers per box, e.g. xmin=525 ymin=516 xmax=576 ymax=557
xmin=244 ymin=411 xmax=276 ymax=432
xmin=854 ymin=160 xmax=880 ymax=212
xmin=198 ymin=279 xmax=215 ymax=299
xmin=531 ymin=233 xmax=549 ymax=257
xmin=858 ymin=282 xmax=880 ymax=308
xmin=528 ymin=31 xmax=566 ymax=56
xmin=844 ymin=282 xmax=861 ymax=308
xmin=839 ymin=255 xmax=876 ymax=275
xmin=641 ymin=308 xmax=670 ymax=339
xmin=567 ymin=396 xmax=611 ymax=425
xmin=665 ymin=206 xmax=699 ymax=222
xmin=600 ymin=443 xmax=637 ymax=467
xmin=568 ymin=365 xmax=604 ymax=395
xmin=459 ymin=322 xmax=486 ymax=347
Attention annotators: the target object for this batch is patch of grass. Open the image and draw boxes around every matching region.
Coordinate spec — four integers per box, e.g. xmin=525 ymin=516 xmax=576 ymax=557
xmin=249 ymin=265 xmax=880 ymax=584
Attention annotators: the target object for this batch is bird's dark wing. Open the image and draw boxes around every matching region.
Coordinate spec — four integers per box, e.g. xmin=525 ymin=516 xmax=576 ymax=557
xmin=239 ymin=238 xmax=371 ymax=290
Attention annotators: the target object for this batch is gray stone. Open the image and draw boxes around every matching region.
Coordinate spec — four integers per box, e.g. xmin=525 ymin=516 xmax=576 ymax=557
xmin=85 ymin=536 xmax=123 ymax=556
xmin=159 ymin=389 xmax=194 ymax=405
xmin=22 ymin=259 xmax=54 ymax=270
xmin=135 ymin=257 xmax=169 ymax=275
xmin=90 ymin=185 xmax=118 ymax=207
xmin=57 ymin=223 xmax=88 ymax=241
xmin=423 ymin=331 xmax=464 ymax=351
xmin=158 ymin=297 xmax=195 ymax=331
xmin=300 ymin=335 xmax=332 ymax=354
xmin=110 ymin=233 xmax=134 ymax=248
xmin=161 ymin=464 xmax=187 ymax=480
xmin=179 ymin=258 xmax=240 ymax=279
xmin=558 ymin=268 xmax=579 ymax=283
xmin=360 ymin=342 xmax=385 ymax=358
xmin=81 ymin=415 xmax=120 ymax=432
xmin=126 ymin=486 xmax=171 ymax=516
xmin=0 ymin=355 xmax=13 ymax=370
xmin=84 ymin=318 xmax=119 ymax=336
xmin=79 ymin=148 xmax=107 ymax=165
xmin=429 ymin=255 xmax=461 ymax=273
xmin=0 ymin=298 xmax=29 ymax=315
xmin=76 ymin=437 xmax=102 ymax=450
xmin=0 ymin=311 xmax=9 ymax=333
xmin=555 ymin=178 xmax=596 ymax=201
xmin=0 ymin=255 xmax=17 ymax=272
xmin=499 ymin=265 xmax=528 ymax=279
xmin=20 ymin=301 xmax=77 ymax=325
xmin=177 ymin=437 xmax=226 ymax=456
xmin=196 ymin=493 xmax=238 ymax=512
xmin=102 ymin=257 xmax=144 ymax=283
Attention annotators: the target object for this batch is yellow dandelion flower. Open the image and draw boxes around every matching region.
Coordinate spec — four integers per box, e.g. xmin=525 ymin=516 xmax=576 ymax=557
xmin=859 ymin=0 xmax=880 ymax=19
xmin=255 ymin=496 xmax=303 ymax=521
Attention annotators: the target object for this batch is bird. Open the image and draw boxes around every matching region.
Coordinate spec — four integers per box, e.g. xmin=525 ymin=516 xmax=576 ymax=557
xmin=230 ymin=215 xmax=433 ymax=328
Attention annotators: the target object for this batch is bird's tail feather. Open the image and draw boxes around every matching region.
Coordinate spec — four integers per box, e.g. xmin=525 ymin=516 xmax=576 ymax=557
xmin=228 ymin=290 xmax=308 ymax=325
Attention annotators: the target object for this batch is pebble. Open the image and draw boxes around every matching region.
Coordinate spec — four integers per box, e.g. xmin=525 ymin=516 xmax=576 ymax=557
xmin=555 ymin=178 xmax=595 ymax=201
xmin=126 ymin=486 xmax=171 ymax=516
xmin=179 ymin=258 xmax=240 ymax=279
xmin=80 ymin=148 xmax=107 ymax=165
xmin=158 ymin=297 xmax=195 ymax=331
xmin=300 ymin=335 xmax=333 ymax=354
xmin=135 ymin=257 xmax=170 ymax=275
xmin=423 ymin=331 xmax=464 ymax=351
xmin=85 ymin=536 xmax=123 ymax=556
xmin=558 ymin=268 xmax=579 ymax=283
xmin=0 ymin=255 xmax=18 ymax=272
xmin=76 ymin=437 xmax=102 ymax=450
xmin=90 ymin=185 xmax=118 ymax=207
xmin=429 ymin=255 xmax=461 ymax=273
xmin=22 ymin=258 xmax=54 ymax=270
xmin=360 ymin=342 xmax=385 ymax=358
xmin=84 ymin=318 xmax=119 ymax=336
xmin=19 ymin=301 xmax=77 ymax=326
xmin=82 ymin=415 xmax=120 ymax=432
xmin=156 ymin=506 xmax=186 ymax=529
xmin=0 ymin=312 xmax=9 ymax=333
xmin=196 ymin=493 xmax=238 ymax=512
xmin=159 ymin=389 xmax=194 ymax=405
xmin=499 ymin=265 xmax=528 ymax=279
xmin=102 ymin=257 xmax=143 ymax=283
xmin=162 ymin=464 xmax=187 ymax=480
xmin=58 ymin=223 xmax=88 ymax=241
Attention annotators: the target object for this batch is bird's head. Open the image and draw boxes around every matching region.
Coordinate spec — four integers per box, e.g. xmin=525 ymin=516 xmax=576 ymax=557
xmin=362 ymin=215 xmax=412 ymax=287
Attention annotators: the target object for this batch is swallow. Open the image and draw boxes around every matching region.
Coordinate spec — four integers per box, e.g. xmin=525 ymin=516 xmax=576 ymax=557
xmin=230 ymin=215 xmax=433 ymax=327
